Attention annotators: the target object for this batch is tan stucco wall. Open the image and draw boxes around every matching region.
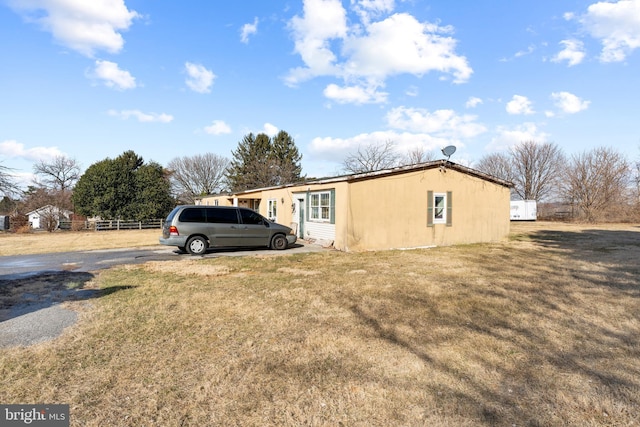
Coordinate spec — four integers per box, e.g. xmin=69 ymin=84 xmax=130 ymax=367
xmin=344 ymin=167 xmax=511 ymax=251
xmin=198 ymin=167 xmax=511 ymax=252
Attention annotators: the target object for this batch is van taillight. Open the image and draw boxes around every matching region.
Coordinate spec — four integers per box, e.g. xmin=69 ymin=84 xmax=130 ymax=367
xmin=169 ymin=226 xmax=179 ymax=236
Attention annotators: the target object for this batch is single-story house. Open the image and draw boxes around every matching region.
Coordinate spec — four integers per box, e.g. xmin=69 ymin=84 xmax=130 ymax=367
xmin=198 ymin=160 xmax=513 ymax=252
xmin=26 ymin=205 xmax=71 ymax=230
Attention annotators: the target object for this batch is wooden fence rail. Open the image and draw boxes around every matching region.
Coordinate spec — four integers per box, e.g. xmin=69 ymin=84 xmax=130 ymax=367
xmin=59 ymin=219 xmax=164 ymax=231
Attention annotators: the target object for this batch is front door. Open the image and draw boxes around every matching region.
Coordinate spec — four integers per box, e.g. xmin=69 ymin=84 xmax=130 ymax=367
xmin=297 ymin=197 xmax=305 ymax=239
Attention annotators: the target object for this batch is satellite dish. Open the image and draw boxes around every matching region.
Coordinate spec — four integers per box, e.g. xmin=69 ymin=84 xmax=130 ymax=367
xmin=441 ymin=145 xmax=456 ymax=160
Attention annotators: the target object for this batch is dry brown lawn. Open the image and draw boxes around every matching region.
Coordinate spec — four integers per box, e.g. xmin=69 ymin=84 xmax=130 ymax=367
xmin=1 ymin=222 xmax=639 ymax=426
xmin=0 ymin=229 xmax=161 ymax=256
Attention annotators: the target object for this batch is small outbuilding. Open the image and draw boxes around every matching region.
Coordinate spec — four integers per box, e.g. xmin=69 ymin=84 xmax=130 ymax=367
xmin=199 ymin=160 xmax=513 ymax=252
xmin=26 ymin=205 xmax=71 ymax=230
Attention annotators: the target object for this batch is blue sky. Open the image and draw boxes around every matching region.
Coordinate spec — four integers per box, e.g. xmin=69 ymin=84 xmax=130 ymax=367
xmin=1 ymin=0 xmax=639 ymax=190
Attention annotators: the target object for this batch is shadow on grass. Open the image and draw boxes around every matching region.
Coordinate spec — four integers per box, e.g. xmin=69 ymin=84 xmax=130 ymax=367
xmin=0 ymin=271 xmax=136 ymax=322
xmin=346 ymin=228 xmax=640 ymax=425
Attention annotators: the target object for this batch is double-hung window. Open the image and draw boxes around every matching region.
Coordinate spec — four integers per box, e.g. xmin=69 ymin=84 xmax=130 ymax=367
xmin=310 ymin=191 xmax=331 ymax=222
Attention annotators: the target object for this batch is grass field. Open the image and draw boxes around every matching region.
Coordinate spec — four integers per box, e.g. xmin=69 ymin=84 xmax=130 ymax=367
xmin=1 ymin=222 xmax=639 ymax=426
xmin=0 ymin=229 xmax=161 ymax=256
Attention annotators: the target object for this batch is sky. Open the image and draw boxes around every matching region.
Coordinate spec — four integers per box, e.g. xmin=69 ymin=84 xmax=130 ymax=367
xmin=1 ymin=0 xmax=639 ymax=191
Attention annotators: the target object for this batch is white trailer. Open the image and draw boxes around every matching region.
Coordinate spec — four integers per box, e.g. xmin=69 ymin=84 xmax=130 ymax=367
xmin=510 ymin=200 xmax=537 ymax=221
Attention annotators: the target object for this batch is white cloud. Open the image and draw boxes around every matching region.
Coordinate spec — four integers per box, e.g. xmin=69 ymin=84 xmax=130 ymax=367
xmin=91 ymin=60 xmax=136 ymax=90
xmin=108 ymin=109 xmax=173 ymax=123
xmin=552 ymin=39 xmax=586 ymax=66
xmin=506 ymin=95 xmax=535 ymax=115
xmin=241 ymin=17 xmax=259 ymax=43
xmin=550 ymin=91 xmax=590 ymax=114
xmin=0 ymin=139 xmax=64 ymax=162
xmin=580 ymin=0 xmax=640 ymax=62
xmin=405 ymin=85 xmax=419 ymax=97
xmin=515 ymin=44 xmax=536 ymax=58
xmin=286 ymin=1 xmax=472 ymax=104
xmin=386 ymin=107 xmax=486 ymax=139
xmin=352 ymin=0 xmax=395 ymax=25
xmin=185 ymin=62 xmax=215 ymax=94
xmin=323 ymin=83 xmax=388 ymax=104
xmin=342 ymin=13 xmax=472 ymax=83
xmin=309 ymin=106 xmax=486 ymax=162
xmin=485 ymin=123 xmax=550 ymax=152
xmin=309 ymin=130 xmax=451 ymax=161
xmin=465 ymin=96 xmax=483 ymax=108
xmin=263 ymin=123 xmax=279 ymax=136
xmin=7 ymin=0 xmax=139 ymax=57
xmin=204 ymin=120 xmax=232 ymax=135
xmin=286 ymin=0 xmax=348 ymax=85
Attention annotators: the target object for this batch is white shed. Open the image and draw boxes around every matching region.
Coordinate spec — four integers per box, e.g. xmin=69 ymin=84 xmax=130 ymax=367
xmin=27 ymin=205 xmax=71 ymax=229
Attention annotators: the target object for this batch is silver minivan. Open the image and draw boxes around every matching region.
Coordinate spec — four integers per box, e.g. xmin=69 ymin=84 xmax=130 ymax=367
xmin=159 ymin=205 xmax=297 ymax=255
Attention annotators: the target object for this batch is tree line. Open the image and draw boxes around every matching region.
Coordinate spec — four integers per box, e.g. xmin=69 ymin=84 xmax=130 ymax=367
xmin=0 ymin=130 xmax=304 ymax=229
xmin=476 ymin=141 xmax=639 ymax=222
xmin=340 ymin=139 xmax=639 ymax=222
xmin=1 ymin=133 xmax=639 ymax=228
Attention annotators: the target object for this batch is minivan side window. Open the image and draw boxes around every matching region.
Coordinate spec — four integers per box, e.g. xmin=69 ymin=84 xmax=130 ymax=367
xmin=239 ymin=209 xmax=265 ymax=225
xmin=208 ymin=208 xmax=239 ymax=224
xmin=179 ymin=208 xmax=207 ymax=223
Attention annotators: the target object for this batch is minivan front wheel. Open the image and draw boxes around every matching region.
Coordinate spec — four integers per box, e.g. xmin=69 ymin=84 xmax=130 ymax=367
xmin=186 ymin=236 xmax=208 ymax=255
xmin=271 ymin=234 xmax=288 ymax=250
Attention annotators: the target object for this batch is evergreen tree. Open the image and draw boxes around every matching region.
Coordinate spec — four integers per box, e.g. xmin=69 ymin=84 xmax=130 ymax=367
xmin=73 ymin=151 xmax=173 ymax=220
xmin=271 ymin=130 xmax=303 ymax=185
xmin=226 ymin=131 xmax=303 ymax=191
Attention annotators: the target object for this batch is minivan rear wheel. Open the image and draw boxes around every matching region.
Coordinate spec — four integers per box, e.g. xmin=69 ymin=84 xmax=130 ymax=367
xmin=271 ymin=234 xmax=288 ymax=250
xmin=186 ymin=236 xmax=208 ymax=255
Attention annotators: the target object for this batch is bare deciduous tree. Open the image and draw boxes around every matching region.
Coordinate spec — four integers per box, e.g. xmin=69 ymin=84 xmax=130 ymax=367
xmin=510 ymin=141 xmax=565 ymax=201
xmin=403 ymin=147 xmax=435 ymax=165
xmin=32 ymin=156 xmax=81 ymax=212
xmin=342 ymin=140 xmax=401 ymax=173
xmin=33 ymin=156 xmax=81 ymax=193
xmin=632 ymin=145 xmax=640 ymax=206
xmin=562 ymin=147 xmax=630 ymax=222
xmin=0 ymin=162 xmax=19 ymax=197
xmin=475 ymin=152 xmax=516 ymax=184
xmin=168 ymin=153 xmax=229 ymax=203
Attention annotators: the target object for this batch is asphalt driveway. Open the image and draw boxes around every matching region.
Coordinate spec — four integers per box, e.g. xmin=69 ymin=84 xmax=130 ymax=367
xmin=0 ymin=242 xmax=327 ymax=348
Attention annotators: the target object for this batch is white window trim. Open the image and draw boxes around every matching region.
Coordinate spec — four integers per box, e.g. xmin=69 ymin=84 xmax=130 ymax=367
xmin=267 ymin=198 xmax=277 ymax=221
xmin=433 ymin=192 xmax=447 ymax=224
xmin=310 ymin=191 xmax=331 ymax=222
